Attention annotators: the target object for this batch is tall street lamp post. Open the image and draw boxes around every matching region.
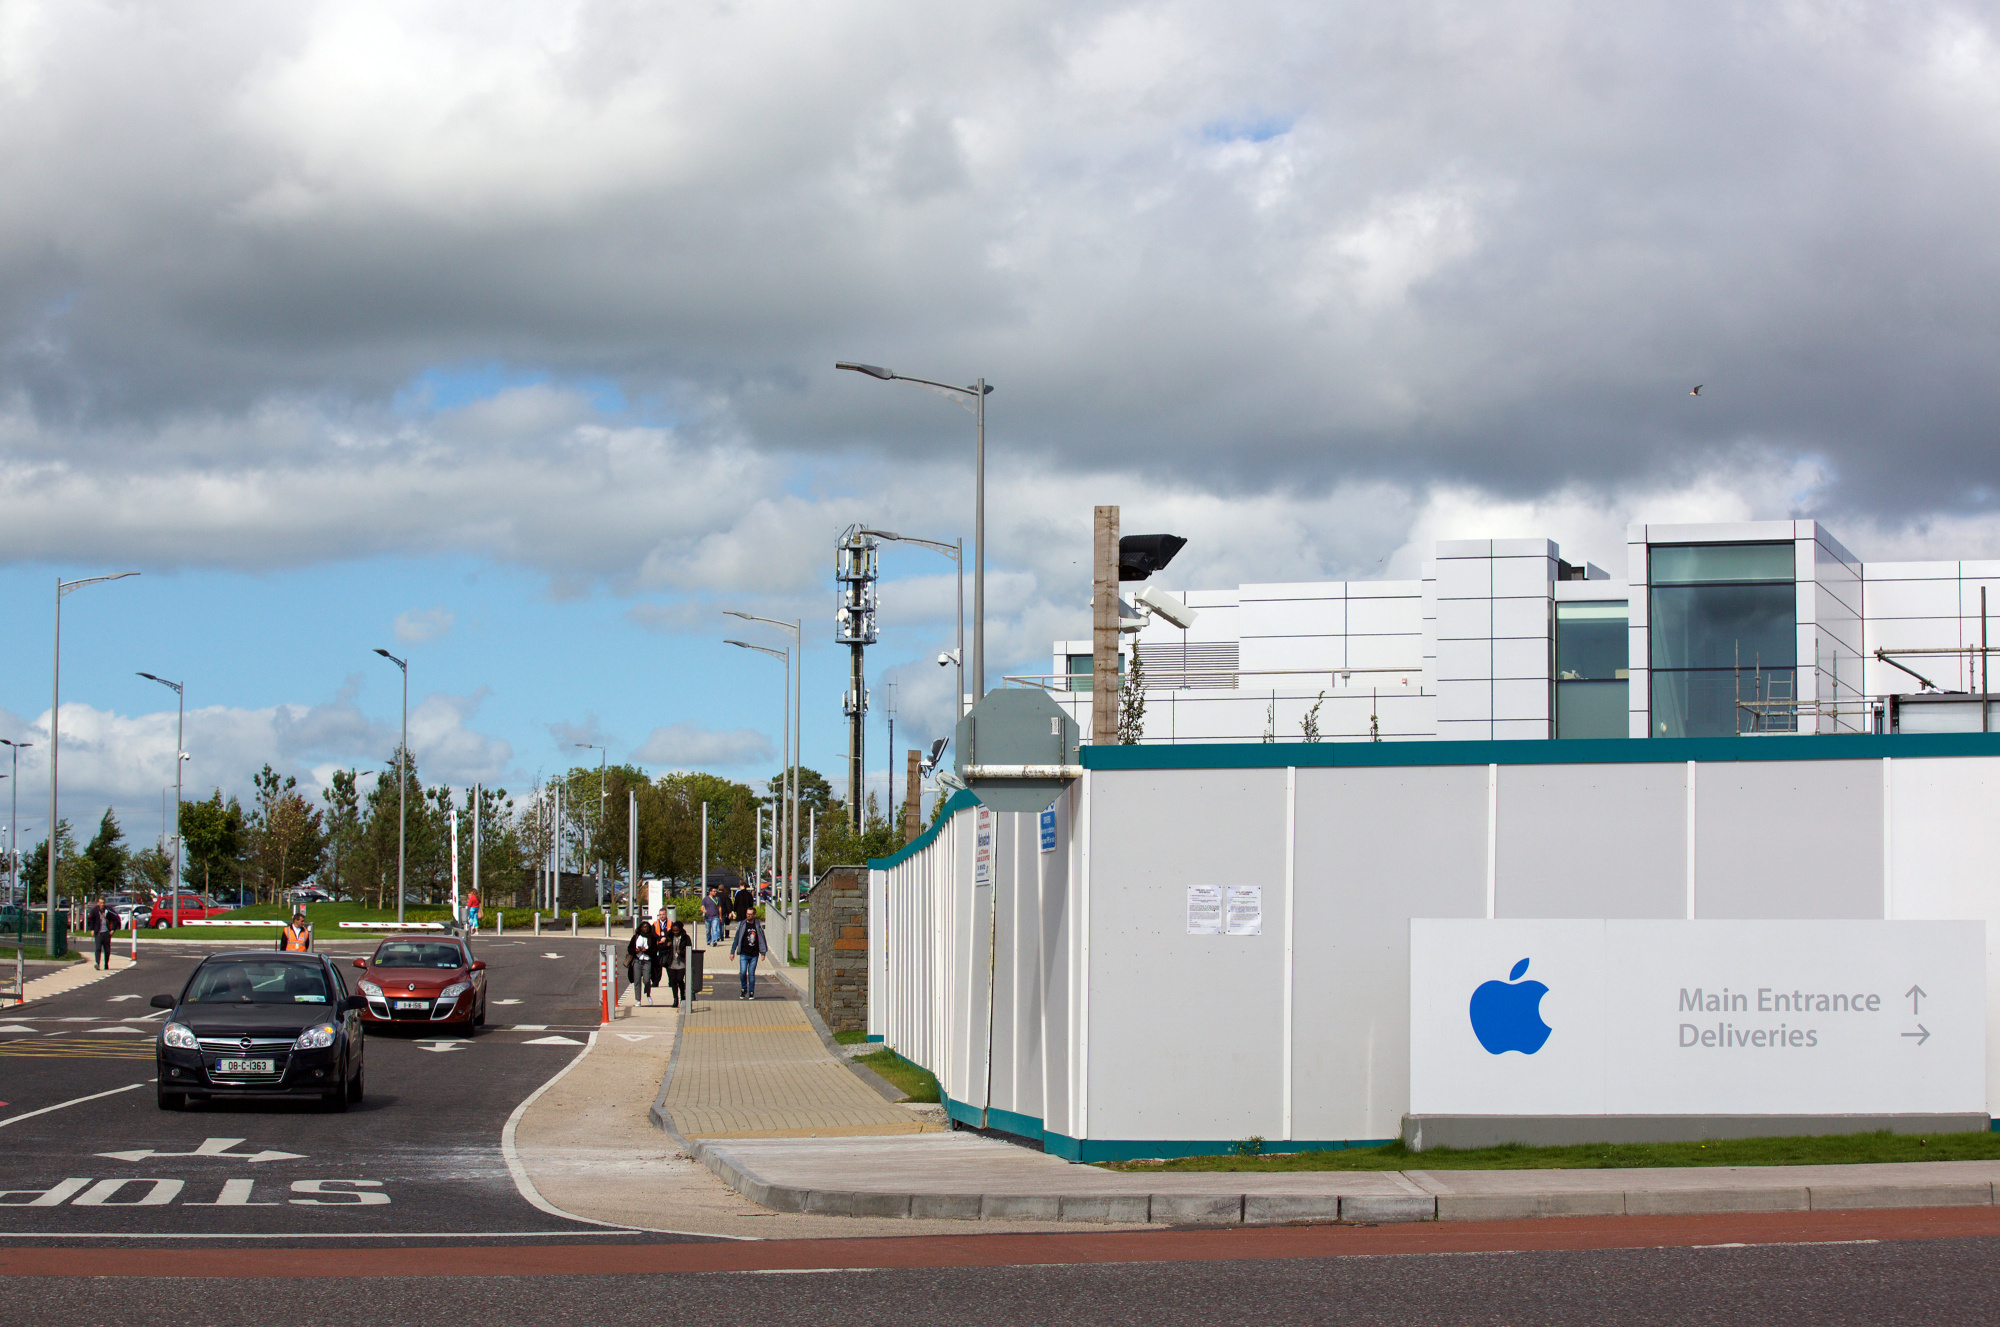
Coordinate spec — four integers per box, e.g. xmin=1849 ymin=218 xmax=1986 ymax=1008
xmin=373 ymin=648 xmax=409 ymax=926
xmin=1 ymin=740 xmax=29 ymax=907
xmin=725 ymin=637 xmax=791 ymax=948
xmin=724 ymin=610 xmax=802 ymax=957
xmin=51 ymin=572 xmax=138 ymax=944
xmin=835 ymin=362 xmax=992 ymax=700
xmin=137 ymin=673 xmax=186 ymax=928
xmin=575 ymin=743 xmax=606 ymax=911
xmin=860 ymin=529 xmax=966 ymax=719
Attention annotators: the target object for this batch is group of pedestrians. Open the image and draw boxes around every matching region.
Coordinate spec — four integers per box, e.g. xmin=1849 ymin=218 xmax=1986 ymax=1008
xmin=666 ymin=882 xmax=770 ymax=1001
xmin=625 ymin=915 xmax=693 ymax=1007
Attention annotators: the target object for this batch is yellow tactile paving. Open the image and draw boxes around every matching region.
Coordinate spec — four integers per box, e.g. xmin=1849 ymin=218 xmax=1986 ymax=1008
xmin=661 ymin=988 xmax=943 ymax=1140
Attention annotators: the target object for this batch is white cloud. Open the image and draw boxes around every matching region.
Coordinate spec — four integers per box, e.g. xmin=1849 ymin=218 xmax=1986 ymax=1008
xmin=394 ymin=606 xmax=454 ymax=643
xmin=633 ymin=722 xmax=773 ymax=769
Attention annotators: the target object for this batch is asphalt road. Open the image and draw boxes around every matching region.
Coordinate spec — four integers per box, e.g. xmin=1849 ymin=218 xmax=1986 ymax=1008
xmin=0 ymin=934 xmax=699 ymax=1245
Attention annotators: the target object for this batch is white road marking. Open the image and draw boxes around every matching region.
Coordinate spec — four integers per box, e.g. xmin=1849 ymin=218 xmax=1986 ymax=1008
xmin=0 ymin=1082 xmax=147 ymax=1130
xmin=509 ymin=1024 xmax=547 ymax=1030
xmin=99 ymin=1138 xmax=306 ymax=1164
xmin=613 ymin=1033 xmax=654 ymax=1042
xmin=107 ymin=994 xmax=141 ymax=1002
xmin=494 ymin=999 xmax=522 ymax=1005
xmin=415 ymin=1041 xmax=467 ymax=1053
xmin=519 ymin=1035 xmax=584 ymax=1045
xmin=541 ymin=953 xmax=563 ymax=959
xmin=86 ymin=1026 xmax=144 ymax=1034
xmin=0 ymin=1024 xmax=37 ymax=1033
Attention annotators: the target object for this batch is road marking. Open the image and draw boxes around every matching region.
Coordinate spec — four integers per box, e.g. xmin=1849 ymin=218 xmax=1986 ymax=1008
xmin=0 ymin=1083 xmax=146 ymax=1130
xmin=614 ymin=1033 xmax=655 ymax=1042
xmin=73 ymin=1178 xmax=184 ymax=1206
xmin=107 ymin=994 xmax=140 ymax=1002
xmin=186 ymin=1178 xmax=282 ymax=1207
xmin=509 ymin=1024 xmax=547 ymax=1030
xmin=0 ymin=1038 xmax=153 ymax=1060
xmin=520 ymin=1035 xmax=584 ymax=1045
xmin=415 ymin=1041 xmax=467 ymax=1053
xmin=541 ymin=953 xmax=563 ymax=959
xmin=0 ymin=1025 xmax=37 ymax=1033
xmin=86 ymin=1026 xmax=143 ymax=1033
xmin=99 ymin=1138 xmax=306 ymax=1164
xmin=494 ymin=999 xmax=522 ymax=1005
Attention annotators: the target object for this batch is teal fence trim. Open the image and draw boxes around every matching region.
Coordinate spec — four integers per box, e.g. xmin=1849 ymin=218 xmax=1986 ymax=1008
xmin=1081 ymin=731 xmax=2000 ymax=772
xmin=868 ymin=788 xmax=982 ymax=872
xmin=865 ymin=1033 xmax=885 ymax=1043
xmin=938 ymin=1089 xmax=1045 ymax=1143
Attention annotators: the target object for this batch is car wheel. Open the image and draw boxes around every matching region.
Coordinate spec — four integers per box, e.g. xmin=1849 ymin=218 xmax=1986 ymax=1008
xmin=157 ymin=1086 xmax=184 ymax=1111
xmin=474 ymin=998 xmax=485 ymax=1028
xmin=323 ymin=1056 xmax=350 ymax=1112
xmin=347 ymin=1064 xmax=364 ymax=1105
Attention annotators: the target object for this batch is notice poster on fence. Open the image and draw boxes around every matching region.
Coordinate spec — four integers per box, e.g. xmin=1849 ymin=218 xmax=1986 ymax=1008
xmin=1226 ymin=885 xmax=1263 ymax=936
xmin=974 ymin=807 xmax=993 ymax=887
xmin=1186 ymin=885 xmax=1224 ymax=935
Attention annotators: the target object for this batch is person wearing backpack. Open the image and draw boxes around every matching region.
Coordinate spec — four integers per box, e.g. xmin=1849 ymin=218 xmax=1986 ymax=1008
xmin=730 ymin=910 xmax=767 ymax=1000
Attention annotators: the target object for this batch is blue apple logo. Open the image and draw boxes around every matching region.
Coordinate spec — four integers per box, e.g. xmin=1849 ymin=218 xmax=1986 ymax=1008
xmin=1468 ymin=958 xmax=1552 ymax=1055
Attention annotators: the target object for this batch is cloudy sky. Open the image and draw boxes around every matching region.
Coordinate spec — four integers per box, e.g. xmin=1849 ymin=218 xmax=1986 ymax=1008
xmin=2 ymin=0 xmax=1997 ymax=848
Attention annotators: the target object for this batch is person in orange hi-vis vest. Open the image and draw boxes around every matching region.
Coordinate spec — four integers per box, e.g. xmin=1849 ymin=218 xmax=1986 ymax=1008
xmin=278 ymin=907 xmax=312 ymax=952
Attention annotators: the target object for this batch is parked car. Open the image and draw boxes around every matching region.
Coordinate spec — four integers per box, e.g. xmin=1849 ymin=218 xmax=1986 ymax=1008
xmin=110 ymin=902 xmax=150 ymax=931
xmin=146 ymin=893 xmax=229 ymax=928
xmin=350 ymin=934 xmax=487 ymax=1033
xmin=152 ymin=951 xmax=366 ymax=1111
xmin=288 ymin=886 xmax=333 ymax=904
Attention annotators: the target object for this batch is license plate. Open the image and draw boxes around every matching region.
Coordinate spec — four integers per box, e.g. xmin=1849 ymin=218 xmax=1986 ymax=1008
xmin=216 ymin=1058 xmax=274 ymax=1074
xmin=393 ymin=1000 xmax=427 ymax=1010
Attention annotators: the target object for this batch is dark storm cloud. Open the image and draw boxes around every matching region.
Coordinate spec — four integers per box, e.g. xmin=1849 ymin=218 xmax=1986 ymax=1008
xmin=2 ymin=0 xmax=1998 ymax=554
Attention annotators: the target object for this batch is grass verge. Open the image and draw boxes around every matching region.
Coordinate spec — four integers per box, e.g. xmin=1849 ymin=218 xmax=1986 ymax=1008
xmin=789 ymin=933 xmax=809 ymax=966
xmin=1098 ymin=1129 xmax=2000 ymax=1172
xmin=833 ymin=1029 xmax=869 ymax=1045
xmin=854 ymin=1048 xmax=939 ymax=1104
xmin=0 ymin=943 xmax=85 ymax=963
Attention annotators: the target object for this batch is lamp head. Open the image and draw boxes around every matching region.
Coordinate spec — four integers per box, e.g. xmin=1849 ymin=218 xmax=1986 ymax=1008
xmin=835 ymin=361 xmax=895 ymax=380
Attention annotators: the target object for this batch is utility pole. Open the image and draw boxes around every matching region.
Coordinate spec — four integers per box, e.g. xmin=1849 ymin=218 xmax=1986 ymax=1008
xmin=903 ymin=749 xmax=921 ymax=842
xmin=835 ymin=526 xmax=879 ymax=832
xmin=1092 ymin=505 xmax=1121 ymax=747
xmin=884 ymin=681 xmax=896 ymax=832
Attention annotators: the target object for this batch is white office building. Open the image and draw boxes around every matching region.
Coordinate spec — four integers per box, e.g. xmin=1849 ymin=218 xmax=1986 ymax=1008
xmin=1045 ymin=519 xmax=2000 ymax=745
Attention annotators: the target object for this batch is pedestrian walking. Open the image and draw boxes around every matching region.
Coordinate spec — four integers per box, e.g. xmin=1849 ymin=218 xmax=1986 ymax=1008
xmin=702 ymin=886 xmax=722 ymax=945
xmin=663 ymin=919 xmax=691 ymax=1007
xmin=730 ymin=910 xmax=767 ymax=1000
xmin=87 ymin=896 xmax=114 ymax=970
xmin=626 ymin=924 xmax=653 ymax=1006
xmin=465 ymin=887 xmax=481 ymax=932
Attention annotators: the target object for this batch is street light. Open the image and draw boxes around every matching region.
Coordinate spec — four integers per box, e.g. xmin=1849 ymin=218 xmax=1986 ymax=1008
xmin=137 ymin=673 xmax=186 ymax=928
xmin=859 ymin=529 xmax=966 ymax=720
xmin=0 ymin=740 xmax=29 ymax=907
xmin=575 ymin=743 xmax=606 ymax=910
xmin=724 ymin=609 xmax=803 ymax=957
xmin=836 ymin=361 xmax=993 ymax=700
xmin=51 ymin=572 xmax=138 ymax=943
xmin=373 ymin=648 xmax=408 ymax=926
xmin=725 ymin=637 xmax=791 ymax=940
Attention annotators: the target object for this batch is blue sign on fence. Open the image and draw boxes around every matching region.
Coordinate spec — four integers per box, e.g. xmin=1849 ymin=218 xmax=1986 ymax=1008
xmin=1039 ymin=808 xmax=1057 ymax=852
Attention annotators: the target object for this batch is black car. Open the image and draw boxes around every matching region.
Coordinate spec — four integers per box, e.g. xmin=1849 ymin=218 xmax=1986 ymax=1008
xmin=152 ymin=951 xmax=366 ymax=1112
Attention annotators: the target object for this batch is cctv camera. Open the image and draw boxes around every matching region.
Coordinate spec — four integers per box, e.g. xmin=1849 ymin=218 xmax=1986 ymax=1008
xmin=934 ymin=770 xmax=968 ymax=794
xmin=1135 ymin=583 xmax=1199 ymax=630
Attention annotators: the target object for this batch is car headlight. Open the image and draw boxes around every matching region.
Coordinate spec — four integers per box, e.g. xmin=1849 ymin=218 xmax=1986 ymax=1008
xmin=358 ymin=981 xmax=382 ymax=997
xmin=162 ymin=1022 xmax=198 ymax=1050
xmin=439 ymin=982 xmax=470 ymax=999
xmin=291 ymin=1024 xmax=338 ymax=1051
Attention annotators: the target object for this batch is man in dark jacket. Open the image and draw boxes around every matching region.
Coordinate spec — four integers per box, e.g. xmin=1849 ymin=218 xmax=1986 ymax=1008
xmin=87 ymin=897 xmax=115 ymax=969
xmin=730 ymin=911 xmax=767 ymax=1000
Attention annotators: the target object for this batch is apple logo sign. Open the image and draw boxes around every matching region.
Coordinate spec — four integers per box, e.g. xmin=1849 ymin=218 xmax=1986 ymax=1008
xmin=1468 ymin=958 xmax=1552 ymax=1055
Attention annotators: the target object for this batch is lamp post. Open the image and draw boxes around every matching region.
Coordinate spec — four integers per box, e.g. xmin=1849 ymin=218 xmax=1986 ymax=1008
xmin=724 ymin=610 xmax=803 ymax=958
xmin=51 ymin=572 xmax=139 ymax=944
xmin=1 ymin=740 xmax=30 ymax=907
xmin=136 ymin=673 xmax=186 ymax=928
xmin=575 ymin=743 xmax=605 ymax=910
xmin=835 ymin=362 xmax=992 ymax=700
xmin=725 ymin=637 xmax=790 ymax=946
xmin=859 ymin=529 xmax=965 ymax=719
xmin=372 ymin=648 xmax=408 ymax=926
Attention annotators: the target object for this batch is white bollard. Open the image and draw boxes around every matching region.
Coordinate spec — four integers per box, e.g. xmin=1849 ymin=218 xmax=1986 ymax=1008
xmin=571 ymin=911 xmax=578 ymax=937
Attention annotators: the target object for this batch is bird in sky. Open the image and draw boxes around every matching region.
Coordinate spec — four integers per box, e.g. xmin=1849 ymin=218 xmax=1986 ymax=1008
xmin=1690 ymin=385 xmax=1703 ymax=396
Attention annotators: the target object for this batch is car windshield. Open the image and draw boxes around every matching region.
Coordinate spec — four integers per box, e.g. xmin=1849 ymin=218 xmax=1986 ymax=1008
xmin=185 ymin=961 xmax=331 ymax=1005
xmin=372 ymin=942 xmax=465 ymax=969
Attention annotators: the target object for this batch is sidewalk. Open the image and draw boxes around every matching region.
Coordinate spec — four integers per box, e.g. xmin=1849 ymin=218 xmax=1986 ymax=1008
xmin=520 ymin=946 xmax=2000 ymax=1229
xmin=11 ymin=951 xmax=137 ymax=1006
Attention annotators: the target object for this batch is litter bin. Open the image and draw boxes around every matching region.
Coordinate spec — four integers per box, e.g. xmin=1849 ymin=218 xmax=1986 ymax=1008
xmin=686 ymin=947 xmax=703 ymax=1011
xmin=47 ymin=909 xmax=68 ymax=959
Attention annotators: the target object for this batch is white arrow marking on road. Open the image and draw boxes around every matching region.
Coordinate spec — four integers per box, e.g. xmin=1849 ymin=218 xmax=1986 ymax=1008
xmin=415 ymin=1041 xmax=468 ymax=1053
xmin=98 ymin=1137 xmax=307 ymax=1164
xmin=510 ymin=1024 xmax=547 ymax=1030
xmin=494 ymin=999 xmax=522 ymax=1005
xmin=1903 ymin=1024 xmax=1932 ymax=1045
xmin=107 ymin=994 xmax=141 ymax=1002
xmin=542 ymin=953 xmax=563 ymax=959
xmin=86 ymin=1026 xmax=144 ymax=1033
xmin=0 ymin=1024 xmax=37 ymax=1034
xmin=614 ymin=1033 xmax=654 ymax=1042
xmin=520 ymin=1035 xmax=585 ymax=1045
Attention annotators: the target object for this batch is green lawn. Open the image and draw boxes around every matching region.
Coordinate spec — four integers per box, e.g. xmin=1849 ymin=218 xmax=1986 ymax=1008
xmin=140 ymin=900 xmax=452 ymax=940
xmin=0 ymin=943 xmax=84 ymax=963
xmin=834 ymin=1029 xmax=869 ymax=1045
xmin=854 ymin=1048 xmax=939 ymax=1104
xmin=1098 ymin=1129 xmax=2000 ymax=1173
xmin=788 ymin=933 xmax=809 ymax=966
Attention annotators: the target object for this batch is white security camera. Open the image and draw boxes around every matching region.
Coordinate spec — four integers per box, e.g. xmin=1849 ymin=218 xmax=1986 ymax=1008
xmin=934 ymin=770 xmax=968 ymax=794
xmin=937 ymin=648 xmax=960 ymax=668
xmin=1135 ymin=584 xmax=1199 ymax=630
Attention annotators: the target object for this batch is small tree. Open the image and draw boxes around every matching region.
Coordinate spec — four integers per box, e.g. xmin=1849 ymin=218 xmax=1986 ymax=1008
xmin=1301 ymin=692 xmax=1325 ymax=743
xmin=1116 ymin=649 xmax=1146 ymax=745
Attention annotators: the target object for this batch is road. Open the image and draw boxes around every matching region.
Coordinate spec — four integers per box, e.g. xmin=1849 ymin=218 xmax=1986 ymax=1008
xmin=0 ymin=934 xmax=697 ymax=1244
xmin=7 ymin=936 xmax=1999 ymax=1323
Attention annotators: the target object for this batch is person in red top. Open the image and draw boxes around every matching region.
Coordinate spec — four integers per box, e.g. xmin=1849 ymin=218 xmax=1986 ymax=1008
xmin=464 ymin=888 xmax=481 ymax=932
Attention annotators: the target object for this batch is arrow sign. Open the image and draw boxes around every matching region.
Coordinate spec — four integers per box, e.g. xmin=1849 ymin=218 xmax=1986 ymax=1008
xmin=107 ymin=994 xmax=141 ymax=1002
xmin=415 ymin=1041 xmax=467 ymax=1053
xmin=1907 ymin=984 xmax=1927 ymax=1014
xmin=99 ymin=1137 xmax=305 ymax=1164
xmin=1903 ymin=1024 xmax=1932 ymax=1046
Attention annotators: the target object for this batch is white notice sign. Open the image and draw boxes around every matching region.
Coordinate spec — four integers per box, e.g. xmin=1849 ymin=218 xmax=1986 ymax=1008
xmin=1410 ymin=919 xmax=1987 ymax=1118
xmin=1226 ymin=886 xmax=1263 ymax=936
xmin=973 ymin=807 xmax=993 ymax=887
xmin=1186 ymin=885 xmax=1223 ymax=935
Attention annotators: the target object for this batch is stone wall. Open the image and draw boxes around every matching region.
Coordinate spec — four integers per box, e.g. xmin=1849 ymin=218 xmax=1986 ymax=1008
xmin=809 ymin=865 xmax=868 ymax=1033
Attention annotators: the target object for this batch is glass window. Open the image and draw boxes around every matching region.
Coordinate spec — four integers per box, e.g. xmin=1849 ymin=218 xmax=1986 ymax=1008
xmin=186 ymin=960 xmax=331 ymax=1004
xmin=1066 ymin=653 xmax=1122 ymax=692
xmin=1649 ymin=583 xmax=1796 ymax=670
xmin=1556 ymin=680 xmax=1627 ymax=739
xmin=1651 ymin=668 xmax=1798 ymax=737
xmin=373 ymin=942 xmax=468 ymax=969
xmin=1556 ymin=601 xmax=1628 ymax=681
xmin=1649 ymin=543 xmax=1795 ymax=585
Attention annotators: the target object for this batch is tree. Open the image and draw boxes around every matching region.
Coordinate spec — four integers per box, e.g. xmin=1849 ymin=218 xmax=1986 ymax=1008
xmin=129 ymin=844 xmax=175 ymax=894
xmin=180 ymin=790 xmax=246 ymax=898
xmin=20 ymin=820 xmax=78 ymax=898
xmin=246 ymin=765 xmax=327 ymax=902
xmin=320 ymin=769 xmax=365 ymax=901
xmin=1117 ymin=648 xmax=1147 ymax=744
xmin=84 ymin=809 xmax=128 ymax=892
xmin=1300 ymin=692 xmax=1325 ymax=743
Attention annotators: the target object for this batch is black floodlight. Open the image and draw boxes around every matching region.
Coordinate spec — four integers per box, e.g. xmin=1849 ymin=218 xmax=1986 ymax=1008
xmin=1118 ymin=533 xmax=1188 ymax=581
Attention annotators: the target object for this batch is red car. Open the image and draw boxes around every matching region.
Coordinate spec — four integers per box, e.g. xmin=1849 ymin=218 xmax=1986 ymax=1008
xmin=352 ymin=934 xmax=488 ymax=1032
xmin=145 ymin=893 xmax=228 ymax=928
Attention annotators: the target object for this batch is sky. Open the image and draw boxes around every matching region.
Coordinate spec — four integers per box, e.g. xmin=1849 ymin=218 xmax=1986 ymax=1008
xmin=3 ymin=0 xmax=2000 ymax=850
